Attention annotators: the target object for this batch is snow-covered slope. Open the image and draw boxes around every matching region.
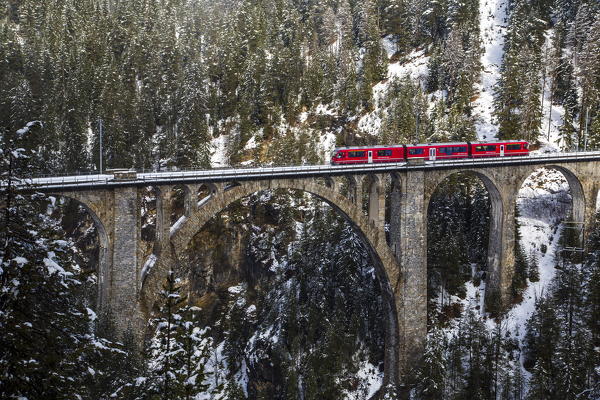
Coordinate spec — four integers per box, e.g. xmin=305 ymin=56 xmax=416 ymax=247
xmin=473 ymin=0 xmax=509 ymax=139
xmin=508 ymin=168 xmax=570 ymax=337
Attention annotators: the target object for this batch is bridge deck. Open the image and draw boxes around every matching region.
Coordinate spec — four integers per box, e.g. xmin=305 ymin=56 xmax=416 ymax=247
xmin=20 ymin=151 xmax=600 ymax=190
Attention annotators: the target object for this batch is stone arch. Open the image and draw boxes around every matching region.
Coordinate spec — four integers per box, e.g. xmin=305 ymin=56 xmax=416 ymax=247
xmin=142 ymin=178 xmax=402 ymax=386
xmin=360 ymin=175 xmax=378 ymax=218
xmin=48 ymin=192 xmax=111 ymax=310
xmin=425 ymin=169 xmax=504 ymax=308
xmin=169 ymin=184 xmax=191 ymax=226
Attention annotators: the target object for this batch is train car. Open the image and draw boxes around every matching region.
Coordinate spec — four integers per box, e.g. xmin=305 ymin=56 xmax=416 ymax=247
xmin=330 ymin=140 xmax=529 ymax=165
xmin=330 ymin=145 xmax=405 ymax=164
xmin=470 ymin=140 xmax=529 ymax=158
xmin=405 ymin=142 xmax=469 ymax=161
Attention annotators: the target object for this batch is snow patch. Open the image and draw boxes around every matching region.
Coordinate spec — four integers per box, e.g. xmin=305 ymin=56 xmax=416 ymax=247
xmin=210 ymin=135 xmax=229 ymax=167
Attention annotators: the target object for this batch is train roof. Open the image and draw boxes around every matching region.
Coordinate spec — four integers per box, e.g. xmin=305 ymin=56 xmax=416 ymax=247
xmin=332 ymin=139 xmax=527 ymax=151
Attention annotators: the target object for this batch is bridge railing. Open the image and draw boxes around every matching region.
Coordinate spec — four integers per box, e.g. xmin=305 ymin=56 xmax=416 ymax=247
xmin=17 ymin=150 xmax=600 ymax=189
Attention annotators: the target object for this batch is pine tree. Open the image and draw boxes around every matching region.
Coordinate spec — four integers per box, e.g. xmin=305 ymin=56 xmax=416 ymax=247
xmin=147 ymin=269 xmax=187 ymax=398
xmin=528 ymin=250 xmax=540 ymax=282
xmin=512 ymin=206 xmax=530 ymax=302
xmin=415 ymin=327 xmax=447 ymax=399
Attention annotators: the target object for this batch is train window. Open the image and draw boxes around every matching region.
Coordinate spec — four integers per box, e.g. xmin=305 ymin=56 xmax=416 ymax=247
xmin=507 ymin=144 xmax=521 ymax=150
xmin=457 ymin=146 xmax=467 ymax=152
xmin=408 ymin=148 xmax=424 ymax=155
xmin=377 ymin=150 xmax=392 ymax=156
xmin=439 ymin=147 xmax=447 ymax=153
xmin=348 ymin=151 xmax=366 ymax=158
xmin=475 ymin=145 xmax=496 ymax=151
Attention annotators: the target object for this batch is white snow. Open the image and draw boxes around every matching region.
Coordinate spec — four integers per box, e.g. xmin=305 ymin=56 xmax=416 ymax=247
xmin=319 ymin=131 xmax=337 ymax=161
xmin=243 ymin=134 xmax=259 ymax=151
xmin=43 ymin=253 xmax=70 ymax=276
xmin=343 ymin=360 xmax=383 ymax=400
xmin=385 ymin=49 xmax=429 ymax=82
xmin=227 ymin=285 xmax=244 ymax=294
xmin=315 ymin=103 xmax=337 ymax=116
xmin=169 ymin=215 xmax=187 ymax=236
xmin=15 ymin=120 xmax=41 ymax=137
xmin=13 ymin=257 xmax=28 ymax=265
xmin=140 ymin=254 xmax=158 ymax=283
xmin=210 ymin=135 xmax=229 ymax=167
xmin=381 ymin=35 xmax=398 ymax=58
xmin=503 ymin=168 xmax=570 ymax=345
xmin=86 ymin=307 xmax=98 ymax=322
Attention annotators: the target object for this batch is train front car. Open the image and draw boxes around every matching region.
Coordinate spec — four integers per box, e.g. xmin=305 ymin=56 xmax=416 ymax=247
xmin=331 ymin=149 xmax=344 ymax=165
xmin=470 ymin=140 xmax=529 ymax=158
xmin=331 ymin=146 xmax=404 ymax=165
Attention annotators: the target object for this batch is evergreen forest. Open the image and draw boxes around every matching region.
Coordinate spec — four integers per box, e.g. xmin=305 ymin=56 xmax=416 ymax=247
xmin=1 ymin=0 xmax=600 ymax=398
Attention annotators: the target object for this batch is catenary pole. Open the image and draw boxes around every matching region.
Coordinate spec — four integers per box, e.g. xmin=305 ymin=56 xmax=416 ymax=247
xmin=98 ymin=118 xmax=103 ymax=173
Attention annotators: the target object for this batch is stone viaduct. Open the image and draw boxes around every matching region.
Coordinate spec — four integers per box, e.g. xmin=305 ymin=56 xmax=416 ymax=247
xmin=33 ymin=154 xmax=600 ymax=387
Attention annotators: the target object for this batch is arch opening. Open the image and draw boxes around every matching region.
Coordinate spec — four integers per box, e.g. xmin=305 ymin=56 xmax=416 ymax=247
xmin=171 ymin=188 xmax=391 ymax=396
xmin=197 ymin=183 xmax=217 ymax=208
xmin=145 ymin=181 xmax=402 ymax=392
xmin=385 ymin=173 xmax=401 ymax=249
xmin=339 ymin=175 xmax=358 ymax=204
xmin=141 ymin=186 xmax=159 ymax=244
xmin=42 ymin=195 xmax=107 ymax=310
xmin=515 ymin=166 xmax=582 ymax=302
xmin=426 ymin=171 xmax=498 ymax=324
xmin=169 ymin=184 xmax=190 ymax=226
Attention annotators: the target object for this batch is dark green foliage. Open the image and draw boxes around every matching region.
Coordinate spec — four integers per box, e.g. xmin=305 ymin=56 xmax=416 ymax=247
xmin=522 ymin=212 xmax=600 ymax=399
xmin=512 ymin=206 xmax=530 ymax=302
xmin=415 ymin=328 xmax=447 ymax=399
xmin=380 ymin=77 xmax=430 ymax=145
xmin=0 ymin=125 xmax=142 ymax=399
xmin=0 ymin=0 xmax=392 ymax=171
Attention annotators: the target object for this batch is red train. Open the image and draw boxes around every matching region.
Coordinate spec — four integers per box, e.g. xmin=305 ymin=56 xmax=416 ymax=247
xmin=330 ymin=140 xmax=529 ymax=165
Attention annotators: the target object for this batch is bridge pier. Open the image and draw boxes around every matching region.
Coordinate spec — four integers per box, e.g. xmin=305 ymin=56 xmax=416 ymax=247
xmin=110 ymin=187 xmax=144 ymax=334
xmin=489 ymin=184 xmax=518 ymax=311
xmin=390 ymin=171 xmax=428 ymax=377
